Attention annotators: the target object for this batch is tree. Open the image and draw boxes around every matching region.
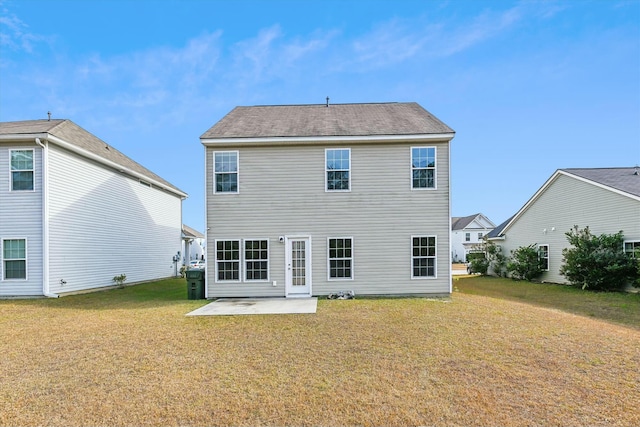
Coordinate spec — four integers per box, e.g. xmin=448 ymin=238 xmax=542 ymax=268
xmin=507 ymin=244 xmax=545 ymax=281
xmin=560 ymin=226 xmax=638 ymax=291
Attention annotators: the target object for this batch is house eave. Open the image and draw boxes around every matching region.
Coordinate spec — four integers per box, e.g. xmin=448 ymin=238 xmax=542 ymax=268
xmin=200 ymin=132 xmax=455 ymax=147
xmin=1 ymin=133 xmax=188 ymax=199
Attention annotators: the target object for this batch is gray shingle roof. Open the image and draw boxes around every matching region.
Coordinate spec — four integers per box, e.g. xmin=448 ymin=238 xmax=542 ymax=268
xmin=201 ymin=102 xmax=454 ymax=140
xmin=452 ymin=213 xmax=481 ymax=231
xmin=561 ymin=167 xmax=640 ymax=198
xmin=0 ymin=119 xmax=186 ymax=196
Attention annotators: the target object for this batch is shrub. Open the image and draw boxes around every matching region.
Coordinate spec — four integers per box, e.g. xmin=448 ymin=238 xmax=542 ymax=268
xmin=507 ymin=244 xmax=545 ymax=281
xmin=486 ymin=241 xmax=508 ymax=277
xmin=560 ymin=226 xmax=638 ymax=291
xmin=468 ymin=256 xmax=489 ymax=275
xmin=113 ymin=274 xmax=127 ymax=289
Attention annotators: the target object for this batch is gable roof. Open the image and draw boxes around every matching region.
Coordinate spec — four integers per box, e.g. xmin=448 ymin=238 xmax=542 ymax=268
xmin=182 ymin=224 xmax=204 ymax=239
xmin=0 ymin=119 xmax=186 ymax=197
xmin=488 ymin=167 xmax=640 ymax=239
xmin=451 ymin=213 xmax=496 ymax=231
xmin=562 ymin=167 xmax=640 ymax=198
xmin=201 ymin=102 xmax=454 ymax=143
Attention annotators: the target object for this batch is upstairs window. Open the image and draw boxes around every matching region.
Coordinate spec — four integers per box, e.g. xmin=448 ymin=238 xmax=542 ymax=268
xmin=214 ymin=151 xmax=238 ymax=193
xmin=538 ymin=244 xmax=549 ymax=271
xmin=465 ymin=233 xmax=471 ymax=242
xmin=3 ymin=239 xmax=26 ymax=280
xmin=326 ymin=148 xmax=350 ymax=191
xmin=411 ymin=147 xmax=436 ymax=189
xmin=10 ymin=150 xmax=34 ymax=191
xmin=412 ymin=236 xmax=436 ymax=278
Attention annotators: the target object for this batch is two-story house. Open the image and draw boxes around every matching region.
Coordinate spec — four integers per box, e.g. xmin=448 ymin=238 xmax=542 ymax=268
xmin=451 ymin=213 xmax=496 ymax=262
xmin=0 ymin=119 xmax=187 ymax=297
xmin=200 ymin=102 xmax=455 ymax=298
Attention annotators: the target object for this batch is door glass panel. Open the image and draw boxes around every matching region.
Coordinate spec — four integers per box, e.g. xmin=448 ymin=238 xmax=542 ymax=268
xmin=292 ymin=241 xmax=306 ymax=287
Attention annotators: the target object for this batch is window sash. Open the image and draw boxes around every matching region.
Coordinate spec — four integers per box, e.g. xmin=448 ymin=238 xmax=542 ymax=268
xmin=624 ymin=241 xmax=640 ymax=258
xmin=10 ymin=150 xmax=34 ymax=191
xmin=3 ymin=239 xmax=26 ymax=280
xmin=215 ymin=240 xmax=240 ymax=281
xmin=412 ymin=236 xmax=436 ymax=278
xmin=328 ymin=238 xmax=353 ymax=280
xmin=326 ymin=149 xmax=350 ymax=191
xmin=214 ymin=151 xmax=238 ymax=193
xmin=244 ymin=239 xmax=269 ymax=281
xmin=538 ymin=245 xmax=549 ymax=271
xmin=411 ymin=147 xmax=436 ymax=189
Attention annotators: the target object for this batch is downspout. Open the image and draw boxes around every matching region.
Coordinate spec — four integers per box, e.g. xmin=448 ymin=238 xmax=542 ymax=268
xmin=35 ymin=138 xmax=58 ymax=298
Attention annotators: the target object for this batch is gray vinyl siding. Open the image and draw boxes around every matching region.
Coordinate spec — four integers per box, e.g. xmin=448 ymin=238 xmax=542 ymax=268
xmin=0 ymin=143 xmax=43 ymax=296
xmin=498 ymin=174 xmax=640 ymax=284
xmin=206 ymin=141 xmax=451 ymax=297
xmin=47 ymin=145 xmax=182 ymax=294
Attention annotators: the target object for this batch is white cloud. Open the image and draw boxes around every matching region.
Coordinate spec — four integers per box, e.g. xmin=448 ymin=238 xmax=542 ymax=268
xmin=0 ymin=4 xmax=49 ymax=53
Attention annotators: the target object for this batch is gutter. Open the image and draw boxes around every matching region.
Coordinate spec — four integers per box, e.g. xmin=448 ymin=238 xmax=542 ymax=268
xmin=201 ymin=132 xmax=457 ymax=147
xmin=34 ymin=138 xmax=59 ymax=298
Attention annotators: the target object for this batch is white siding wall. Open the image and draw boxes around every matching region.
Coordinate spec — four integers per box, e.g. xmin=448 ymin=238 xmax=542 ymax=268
xmin=206 ymin=141 xmax=451 ymax=297
xmin=47 ymin=145 xmax=182 ymax=294
xmin=0 ymin=143 xmax=44 ymax=296
xmin=498 ymin=174 xmax=640 ymax=284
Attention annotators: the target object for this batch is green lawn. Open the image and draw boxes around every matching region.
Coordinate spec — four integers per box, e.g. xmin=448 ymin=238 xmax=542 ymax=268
xmin=1 ymin=278 xmax=638 ymax=426
xmin=454 ymin=275 xmax=640 ymax=329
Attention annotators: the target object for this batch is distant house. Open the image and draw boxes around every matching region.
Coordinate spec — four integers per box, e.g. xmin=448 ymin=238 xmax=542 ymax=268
xmin=451 ymin=213 xmax=495 ymax=262
xmin=182 ymin=224 xmax=205 ymax=263
xmin=487 ymin=168 xmax=640 ymax=284
xmin=0 ymin=119 xmax=187 ymax=297
xmin=200 ymin=102 xmax=455 ymax=298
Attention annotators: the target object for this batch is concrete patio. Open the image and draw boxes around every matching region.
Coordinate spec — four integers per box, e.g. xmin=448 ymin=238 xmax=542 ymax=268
xmin=186 ymin=297 xmax=318 ymax=316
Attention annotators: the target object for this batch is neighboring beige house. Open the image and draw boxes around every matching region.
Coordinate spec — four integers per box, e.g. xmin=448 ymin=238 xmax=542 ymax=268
xmin=487 ymin=167 xmax=640 ymax=284
xmin=0 ymin=119 xmax=187 ymax=297
xmin=451 ymin=213 xmax=495 ymax=262
xmin=200 ymin=102 xmax=455 ymax=298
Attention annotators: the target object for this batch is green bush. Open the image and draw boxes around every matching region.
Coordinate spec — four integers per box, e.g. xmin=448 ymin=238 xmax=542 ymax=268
xmin=468 ymin=256 xmax=489 ymax=275
xmin=560 ymin=226 xmax=638 ymax=291
xmin=487 ymin=241 xmax=508 ymax=277
xmin=507 ymin=244 xmax=545 ymax=281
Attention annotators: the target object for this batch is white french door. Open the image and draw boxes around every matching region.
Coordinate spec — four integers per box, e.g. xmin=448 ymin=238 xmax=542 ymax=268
xmin=285 ymin=236 xmax=312 ymax=297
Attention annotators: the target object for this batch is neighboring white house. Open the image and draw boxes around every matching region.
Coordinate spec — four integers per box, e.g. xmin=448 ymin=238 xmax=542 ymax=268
xmin=451 ymin=213 xmax=495 ymax=262
xmin=182 ymin=224 xmax=205 ymax=264
xmin=487 ymin=167 xmax=640 ymax=284
xmin=200 ymin=102 xmax=455 ymax=298
xmin=0 ymin=119 xmax=187 ymax=297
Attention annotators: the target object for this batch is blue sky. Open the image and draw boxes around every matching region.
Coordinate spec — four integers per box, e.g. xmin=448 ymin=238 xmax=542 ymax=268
xmin=1 ymin=0 xmax=639 ymax=232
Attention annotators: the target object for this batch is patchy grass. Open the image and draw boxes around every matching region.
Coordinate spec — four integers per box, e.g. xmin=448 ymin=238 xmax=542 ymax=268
xmin=1 ymin=278 xmax=639 ymax=426
xmin=454 ymin=275 xmax=640 ymax=329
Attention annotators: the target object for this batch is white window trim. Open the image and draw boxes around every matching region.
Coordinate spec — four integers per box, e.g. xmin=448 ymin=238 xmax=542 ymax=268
xmin=538 ymin=244 xmax=550 ymax=271
xmin=410 ymin=146 xmax=437 ymax=190
xmin=214 ymin=239 xmax=241 ymax=282
xmin=325 ymin=148 xmax=351 ymax=192
xmin=243 ymin=238 xmax=270 ymax=282
xmin=411 ymin=235 xmax=437 ymax=279
xmin=2 ymin=238 xmax=28 ymax=281
xmin=327 ymin=237 xmax=354 ymax=281
xmin=213 ymin=150 xmax=239 ymax=194
xmin=9 ymin=149 xmax=35 ymax=192
xmin=623 ymin=240 xmax=640 ymax=258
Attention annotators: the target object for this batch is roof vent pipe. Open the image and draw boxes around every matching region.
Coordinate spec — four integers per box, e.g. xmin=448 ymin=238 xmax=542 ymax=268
xmin=47 ymin=111 xmax=51 ymax=121
xmin=326 ymin=96 xmax=329 ymax=107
